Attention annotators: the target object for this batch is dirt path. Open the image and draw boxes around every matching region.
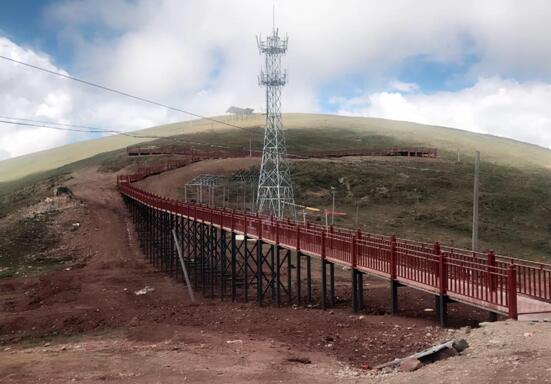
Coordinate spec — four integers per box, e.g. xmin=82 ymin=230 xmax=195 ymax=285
xmin=0 ymin=166 xmax=439 ymax=383
xmin=135 ymin=157 xmax=259 ymax=199
xmin=1 ymin=165 xmax=551 ymax=383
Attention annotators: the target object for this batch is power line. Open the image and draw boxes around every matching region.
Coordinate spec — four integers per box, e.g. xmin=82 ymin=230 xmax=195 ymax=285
xmin=0 ymin=117 xmax=161 ymax=138
xmin=0 ymin=117 xmax=249 ymax=151
xmin=0 ymin=55 xmax=251 ymax=132
xmin=0 ymin=115 xmax=117 ymax=133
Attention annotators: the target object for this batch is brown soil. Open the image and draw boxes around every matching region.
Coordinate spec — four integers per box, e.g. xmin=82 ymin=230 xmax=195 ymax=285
xmin=1 ymin=163 xmax=550 ymax=383
xmin=135 ymin=157 xmax=259 ymax=199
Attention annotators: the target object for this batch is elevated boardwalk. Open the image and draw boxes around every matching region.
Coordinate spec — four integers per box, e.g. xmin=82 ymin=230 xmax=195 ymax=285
xmin=117 ymin=156 xmax=551 ymax=326
xmin=126 ymin=145 xmax=438 ymax=159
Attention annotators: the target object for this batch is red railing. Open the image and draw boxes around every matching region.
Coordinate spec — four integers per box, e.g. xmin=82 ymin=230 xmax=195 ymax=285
xmin=117 ymin=163 xmax=551 ymax=319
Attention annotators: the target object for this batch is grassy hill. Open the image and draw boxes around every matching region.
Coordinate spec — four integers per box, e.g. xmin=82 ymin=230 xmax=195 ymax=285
xmin=2 ymin=113 xmax=551 ymax=183
xmin=2 ymin=113 xmax=551 ymax=261
xmin=130 ymin=123 xmax=551 ymax=261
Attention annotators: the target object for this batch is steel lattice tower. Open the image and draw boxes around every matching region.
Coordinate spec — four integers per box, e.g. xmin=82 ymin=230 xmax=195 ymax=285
xmin=256 ymin=26 xmax=295 ymax=218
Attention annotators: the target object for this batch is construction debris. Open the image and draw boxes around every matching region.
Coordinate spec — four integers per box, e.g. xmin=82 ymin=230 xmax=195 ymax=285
xmin=134 ymin=286 xmax=155 ymax=296
xmin=374 ymin=339 xmax=469 ymax=372
xmin=399 ymin=357 xmax=422 ymax=372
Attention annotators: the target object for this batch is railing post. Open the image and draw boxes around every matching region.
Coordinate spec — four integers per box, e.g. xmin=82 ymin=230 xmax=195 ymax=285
xmin=390 ymin=235 xmax=399 ymax=314
xmin=321 ymin=230 xmax=327 ymax=310
xmin=508 ymin=265 xmax=518 ymax=320
xmin=296 ymin=225 xmax=302 ymax=306
xmin=351 ymin=236 xmax=357 ymax=268
xmin=329 ymin=225 xmax=334 ymax=250
xmin=487 ymin=250 xmax=497 ymax=293
xmin=390 ymin=235 xmax=397 ymax=279
xmin=258 ymin=216 xmax=263 ymax=239
xmin=433 ymin=242 xmax=441 ymax=279
xmin=439 ymin=252 xmax=447 ymax=295
xmin=321 ymin=231 xmax=326 ymax=260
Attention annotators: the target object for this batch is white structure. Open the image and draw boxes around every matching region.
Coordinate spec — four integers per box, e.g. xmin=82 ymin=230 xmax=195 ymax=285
xmin=226 ymin=106 xmax=254 ymax=120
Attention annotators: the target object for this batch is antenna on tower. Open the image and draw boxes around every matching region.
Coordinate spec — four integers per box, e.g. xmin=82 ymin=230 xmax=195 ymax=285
xmin=256 ymin=10 xmax=295 ymax=218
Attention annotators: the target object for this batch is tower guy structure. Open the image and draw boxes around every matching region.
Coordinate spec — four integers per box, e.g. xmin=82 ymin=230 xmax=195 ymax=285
xmin=256 ymin=26 xmax=295 ymax=218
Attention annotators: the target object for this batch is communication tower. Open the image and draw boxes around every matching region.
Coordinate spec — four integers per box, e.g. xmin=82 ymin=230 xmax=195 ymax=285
xmin=256 ymin=24 xmax=295 ymax=218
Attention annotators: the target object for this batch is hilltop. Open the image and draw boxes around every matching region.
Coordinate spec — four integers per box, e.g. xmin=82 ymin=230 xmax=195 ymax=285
xmin=2 ymin=113 xmax=551 ymax=183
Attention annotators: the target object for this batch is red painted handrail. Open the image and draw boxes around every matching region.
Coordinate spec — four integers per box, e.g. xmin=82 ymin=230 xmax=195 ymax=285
xmin=117 ymin=162 xmax=551 ymax=318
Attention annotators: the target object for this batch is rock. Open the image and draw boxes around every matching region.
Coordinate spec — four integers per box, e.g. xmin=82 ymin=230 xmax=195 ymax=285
xmin=452 ymin=339 xmax=469 ymax=353
xmin=287 ymin=356 xmax=312 ymax=364
xmin=400 ymin=357 xmax=422 ymax=372
xmin=434 ymin=346 xmax=458 ymax=360
xmin=479 ymin=322 xmax=492 ymax=327
xmin=134 ymin=286 xmax=155 ymax=295
xmin=360 ymin=362 xmax=371 ymax=370
xmin=375 ymin=186 xmax=390 ymax=198
xmin=54 ymin=186 xmax=73 ymax=197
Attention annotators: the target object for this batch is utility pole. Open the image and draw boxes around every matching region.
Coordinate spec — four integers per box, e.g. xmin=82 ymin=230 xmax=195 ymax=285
xmin=331 ymin=187 xmax=336 ymax=225
xmin=472 ymin=151 xmax=480 ymax=252
xmin=355 ymin=201 xmax=359 ymax=227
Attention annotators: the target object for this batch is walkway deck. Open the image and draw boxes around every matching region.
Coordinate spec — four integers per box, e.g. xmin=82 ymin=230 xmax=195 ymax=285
xmin=117 ymin=160 xmax=551 ymax=325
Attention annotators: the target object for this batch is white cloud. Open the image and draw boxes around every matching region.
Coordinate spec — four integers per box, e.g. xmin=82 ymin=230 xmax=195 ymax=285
xmin=389 ymin=81 xmax=419 ymax=93
xmin=0 ymin=37 xmax=72 ymax=158
xmin=337 ymin=77 xmax=551 ymax=148
xmin=0 ymin=36 xmax=181 ymax=159
xmin=2 ymin=0 xmax=551 ymax=158
xmin=0 ymin=148 xmax=10 ymax=161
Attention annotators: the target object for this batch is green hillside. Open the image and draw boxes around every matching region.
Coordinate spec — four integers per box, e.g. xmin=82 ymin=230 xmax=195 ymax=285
xmin=2 ymin=113 xmax=551 ymax=183
xmin=132 ymin=123 xmax=551 ymax=261
xmin=2 ymin=113 xmax=551 ymax=261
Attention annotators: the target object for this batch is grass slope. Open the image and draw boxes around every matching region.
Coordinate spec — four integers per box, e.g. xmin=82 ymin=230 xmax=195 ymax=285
xmin=151 ymin=126 xmax=551 ymax=260
xmin=2 ymin=113 xmax=551 ymax=183
xmin=2 ymin=113 xmax=551 ymax=261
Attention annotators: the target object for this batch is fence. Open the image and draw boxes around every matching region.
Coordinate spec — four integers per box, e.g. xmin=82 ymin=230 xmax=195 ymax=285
xmin=118 ymin=160 xmax=551 ymax=321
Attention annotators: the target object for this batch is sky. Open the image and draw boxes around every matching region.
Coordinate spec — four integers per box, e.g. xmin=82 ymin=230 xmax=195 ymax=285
xmin=2 ymin=0 xmax=551 ymax=160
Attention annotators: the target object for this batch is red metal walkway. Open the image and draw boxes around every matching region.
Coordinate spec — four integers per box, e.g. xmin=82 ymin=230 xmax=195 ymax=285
xmin=118 ymin=158 xmax=551 ymax=323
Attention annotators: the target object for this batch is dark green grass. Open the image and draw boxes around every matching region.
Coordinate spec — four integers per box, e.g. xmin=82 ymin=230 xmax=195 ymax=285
xmin=2 ymin=125 xmax=551 ymax=262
